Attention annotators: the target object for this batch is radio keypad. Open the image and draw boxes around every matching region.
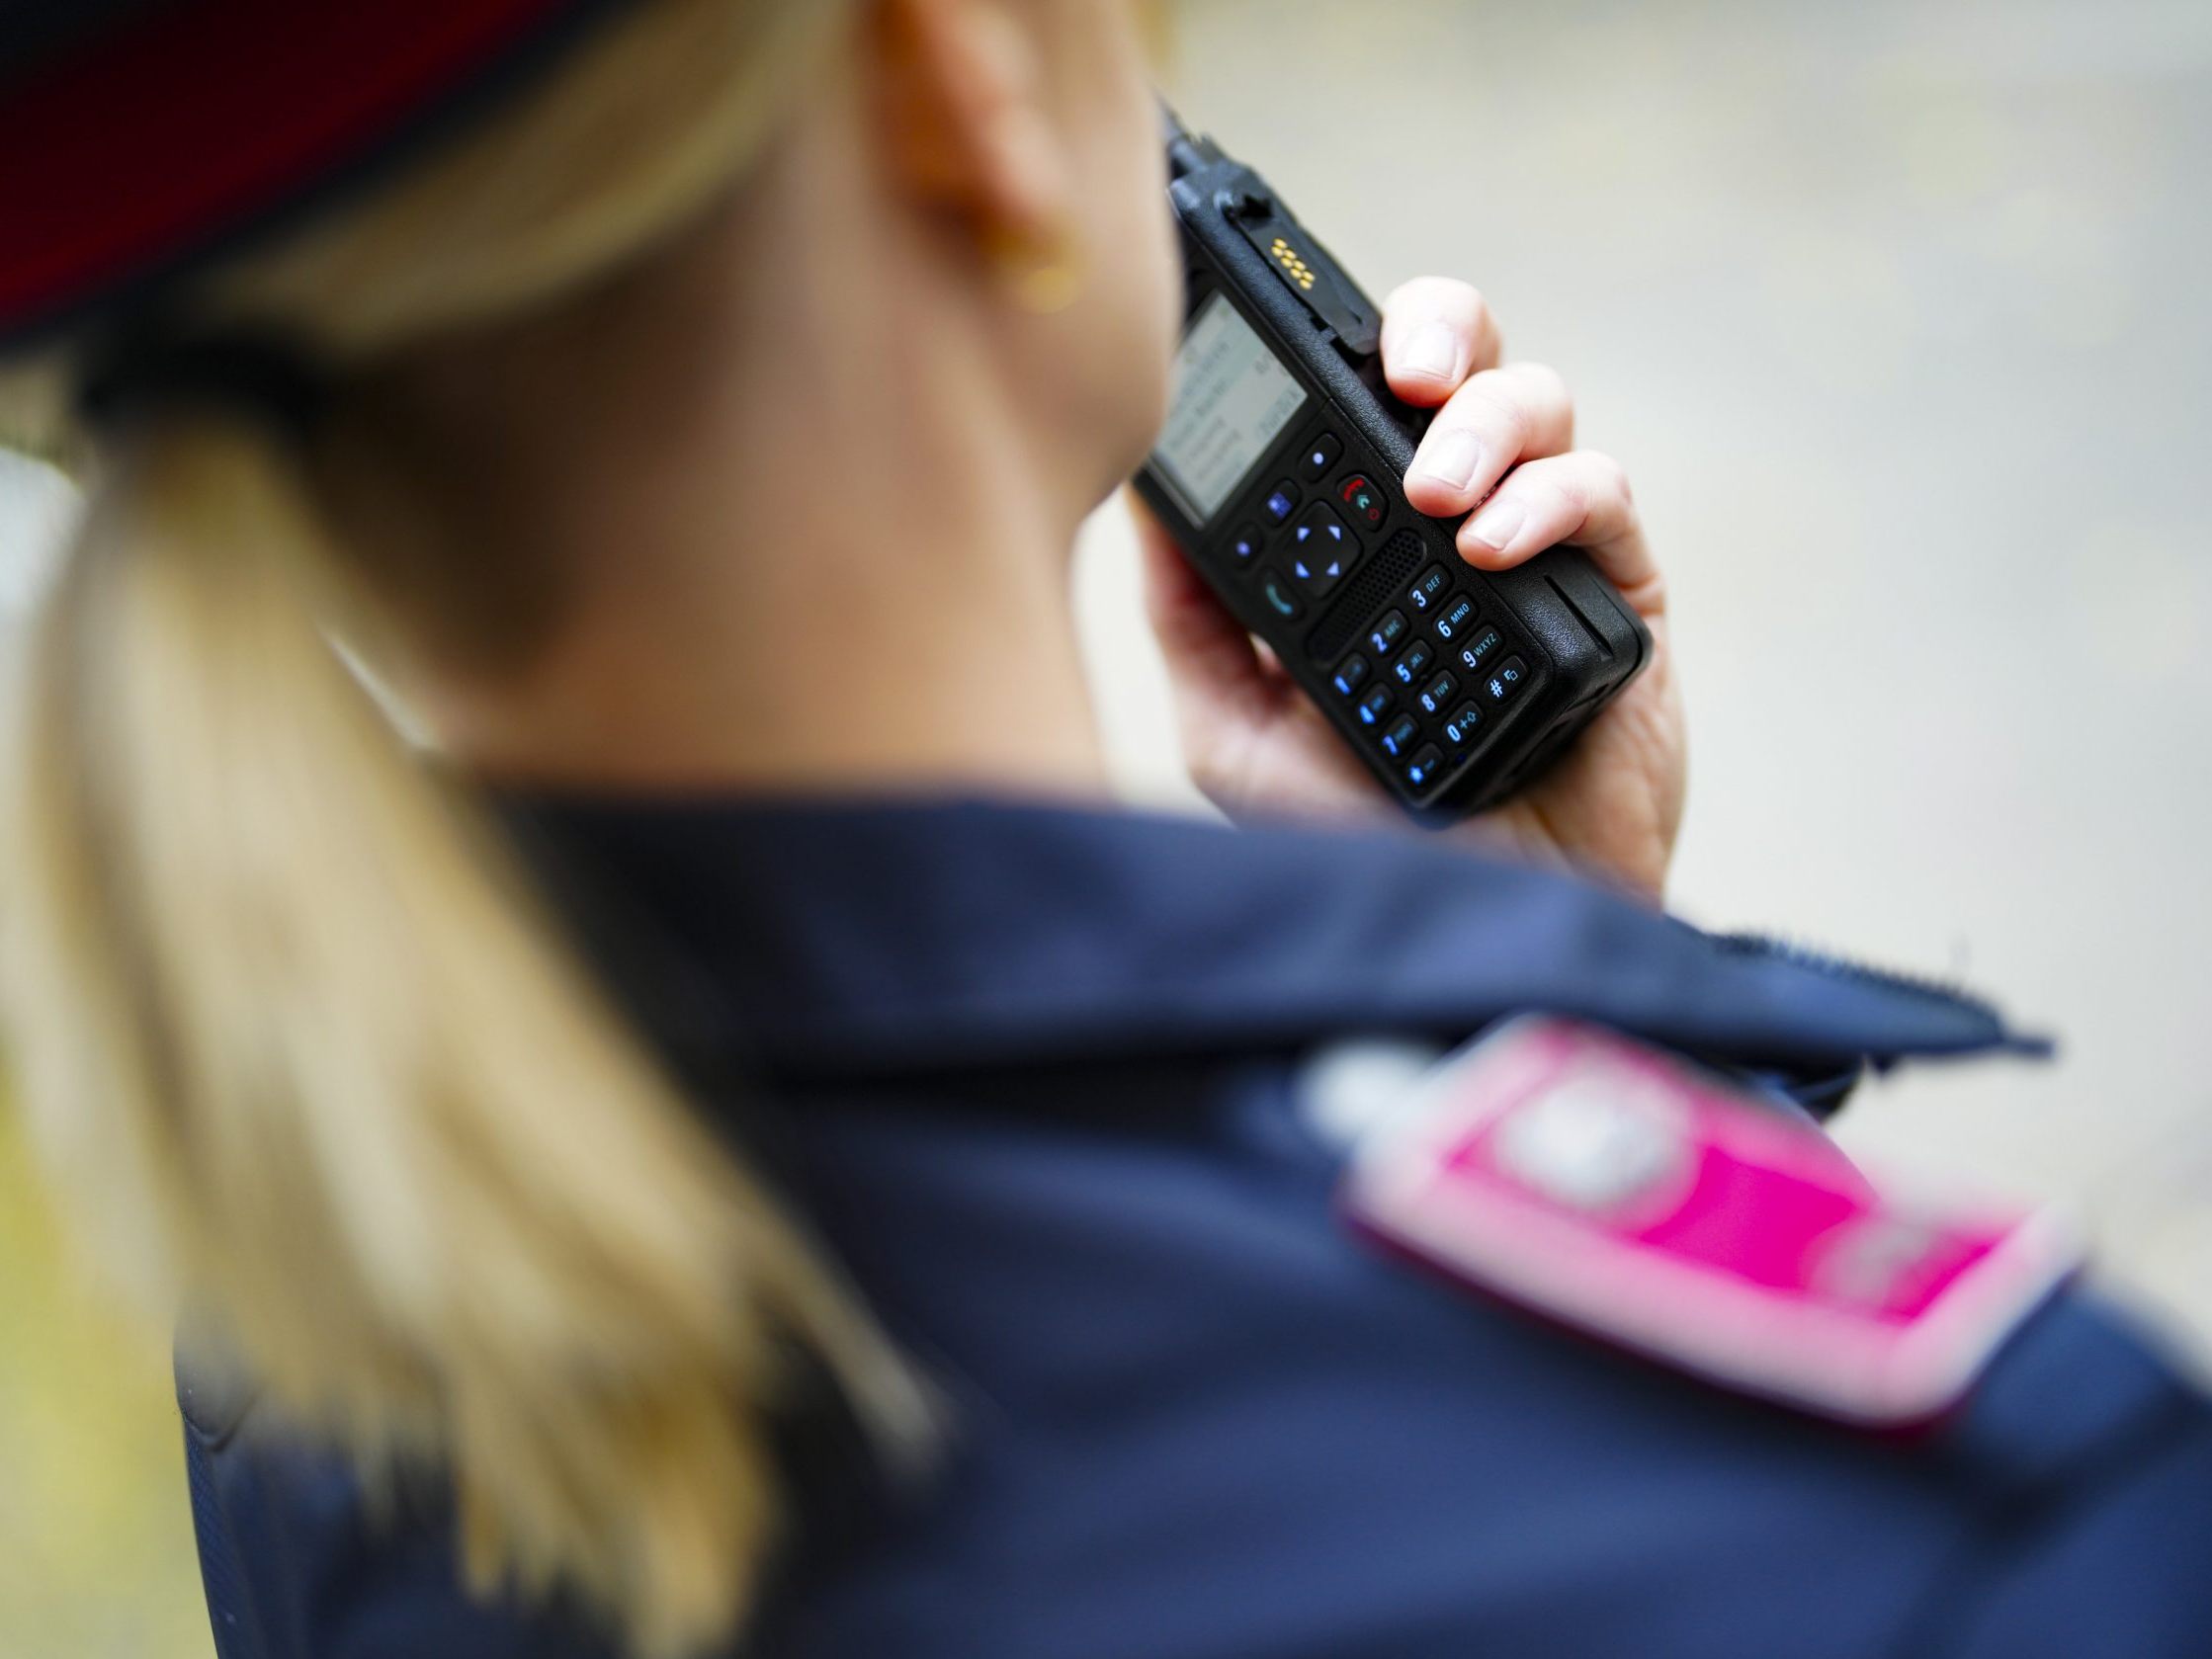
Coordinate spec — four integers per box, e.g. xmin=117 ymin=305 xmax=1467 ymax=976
xmin=1207 ymin=420 xmax=1543 ymax=809
xmin=1350 ymin=563 xmax=1534 ymax=797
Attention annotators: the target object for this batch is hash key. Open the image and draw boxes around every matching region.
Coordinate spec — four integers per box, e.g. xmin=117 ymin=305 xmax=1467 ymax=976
xmin=1484 ymin=655 xmax=1528 ymax=704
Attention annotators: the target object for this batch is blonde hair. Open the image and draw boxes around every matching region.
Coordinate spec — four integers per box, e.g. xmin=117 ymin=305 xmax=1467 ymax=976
xmin=0 ymin=3 xmax=929 ymax=1655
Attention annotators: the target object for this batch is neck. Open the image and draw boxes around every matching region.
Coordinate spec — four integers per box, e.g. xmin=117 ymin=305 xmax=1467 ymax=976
xmin=333 ymin=130 xmax=1111 ymax=802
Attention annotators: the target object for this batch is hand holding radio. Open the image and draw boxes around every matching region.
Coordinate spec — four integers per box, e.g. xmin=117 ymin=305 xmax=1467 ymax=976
xmin=1140 ymin=276 xmax=1683 ymax=898
xmin=1135 ymin=113 xmax=1669 ymax=884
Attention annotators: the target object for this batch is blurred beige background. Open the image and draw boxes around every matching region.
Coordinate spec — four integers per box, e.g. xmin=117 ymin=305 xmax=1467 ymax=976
xmin=5 ymin=0 xmax=2211 ymax=1653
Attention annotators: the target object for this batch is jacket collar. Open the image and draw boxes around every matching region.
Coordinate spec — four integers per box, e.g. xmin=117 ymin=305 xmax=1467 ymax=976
xmin=495 ymin=792 xmax=2044 ymax=1083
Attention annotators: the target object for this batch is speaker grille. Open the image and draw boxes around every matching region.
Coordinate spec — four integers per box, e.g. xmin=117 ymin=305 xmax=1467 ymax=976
xmin=1307 ymin=528 xmax=1423 ymax=661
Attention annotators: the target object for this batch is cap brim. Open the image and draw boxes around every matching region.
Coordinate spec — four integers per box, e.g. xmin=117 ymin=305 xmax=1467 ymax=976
xmin=0 ymin=0 xmax=634 ymax=350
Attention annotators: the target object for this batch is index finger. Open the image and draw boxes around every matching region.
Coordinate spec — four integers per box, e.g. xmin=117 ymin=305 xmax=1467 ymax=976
xmin=1379 ymin=278 xmax=1504 ymax=406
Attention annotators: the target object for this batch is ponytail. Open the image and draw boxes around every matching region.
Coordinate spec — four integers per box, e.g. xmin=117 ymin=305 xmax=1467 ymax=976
xmin=4 ymin=410 xmax=924 ymax=1656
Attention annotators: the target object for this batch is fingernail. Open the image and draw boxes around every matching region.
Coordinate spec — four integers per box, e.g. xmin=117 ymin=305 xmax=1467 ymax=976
xmin=1415 ymin=428 xmax=1484 ymax=493
xmin=1466 ymin=496 xmax=1526 ymax=552
xmin=1403 ymin=322 xmax=1460 ymax=382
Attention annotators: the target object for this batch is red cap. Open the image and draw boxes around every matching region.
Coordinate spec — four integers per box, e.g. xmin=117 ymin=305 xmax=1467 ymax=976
xmin=0 ymin=0 xmax=633 ymax=350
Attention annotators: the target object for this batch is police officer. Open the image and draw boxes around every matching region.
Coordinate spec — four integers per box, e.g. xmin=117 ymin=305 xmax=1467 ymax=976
xmin=1 ymin=3 xmax=2207 ymax=1659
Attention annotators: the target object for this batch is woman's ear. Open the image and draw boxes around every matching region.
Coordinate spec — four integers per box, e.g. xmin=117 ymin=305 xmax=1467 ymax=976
xmin=868 ymin=0 xmax=1075 ymax=256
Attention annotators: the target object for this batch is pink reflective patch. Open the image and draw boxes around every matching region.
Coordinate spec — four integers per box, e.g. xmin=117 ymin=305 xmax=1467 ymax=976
xmin=1342 ymin=1017 xmax=2080 ymax=1427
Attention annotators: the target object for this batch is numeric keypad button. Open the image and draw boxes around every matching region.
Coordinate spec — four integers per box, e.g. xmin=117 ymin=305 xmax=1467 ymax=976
xmin=1434 ymin=597 xmax=1477 ymax=641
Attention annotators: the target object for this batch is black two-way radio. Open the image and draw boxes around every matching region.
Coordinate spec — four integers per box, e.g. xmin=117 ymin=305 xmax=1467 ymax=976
xmin=1135 ymin=110 xmax=1651 ymax=818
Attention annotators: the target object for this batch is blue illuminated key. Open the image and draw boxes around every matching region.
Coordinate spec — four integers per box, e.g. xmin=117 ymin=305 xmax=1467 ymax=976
xmin=1392 ymin=640 xmax=1433 ymax=687
xmin=1434 ymin=597 xmax=1477 ymax=641
xmin=1458 ymin=626 xmax=1502 ymax=671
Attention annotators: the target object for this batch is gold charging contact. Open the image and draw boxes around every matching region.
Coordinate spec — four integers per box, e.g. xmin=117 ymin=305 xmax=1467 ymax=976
xmin=1270 ymin=236 xmax=1317 ymax=291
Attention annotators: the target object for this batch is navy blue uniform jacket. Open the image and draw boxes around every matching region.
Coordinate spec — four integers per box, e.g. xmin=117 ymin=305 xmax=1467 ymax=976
xmin=180 ymin=799 xmax=2212 ymax=1658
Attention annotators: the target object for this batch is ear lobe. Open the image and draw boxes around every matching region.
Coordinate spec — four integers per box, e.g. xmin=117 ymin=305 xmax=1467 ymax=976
xmin=869 ymin=0 xmax=1074 ymax=251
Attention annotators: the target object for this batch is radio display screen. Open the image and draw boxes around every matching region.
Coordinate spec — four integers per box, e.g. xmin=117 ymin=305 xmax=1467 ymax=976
xmin=1149 ymin=291 xmax=1308 ymax=527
